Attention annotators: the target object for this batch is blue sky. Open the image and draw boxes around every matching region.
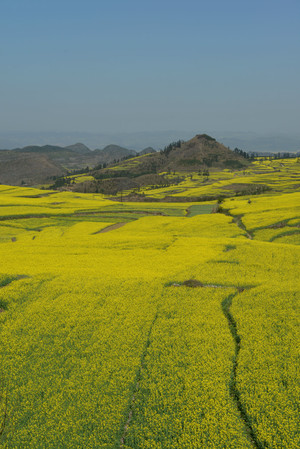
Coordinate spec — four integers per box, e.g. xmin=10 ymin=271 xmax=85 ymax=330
xmin=0 ymin=0 xmax=299 ymax=134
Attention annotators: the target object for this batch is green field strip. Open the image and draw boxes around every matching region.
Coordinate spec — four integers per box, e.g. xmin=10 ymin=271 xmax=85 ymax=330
xmin=186 ymin=203 xmax=215 ymax=216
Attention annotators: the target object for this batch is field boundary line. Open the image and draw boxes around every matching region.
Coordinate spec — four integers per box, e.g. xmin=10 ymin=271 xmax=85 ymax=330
xmin=269 ymin=229 xmax=300 ymax=242
xmin=222 ymin=292 xmax=267 ymax=449
xmin=220 ymin=208 xmax=253 ymax=239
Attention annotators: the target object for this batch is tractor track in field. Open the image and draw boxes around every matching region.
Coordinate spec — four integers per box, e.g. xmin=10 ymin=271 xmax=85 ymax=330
xmin=119 ymin=311 xmax=159 ymax=448
xmin=0 ymin=276 xmax=29 ymax=438
xmin=118 ymin=284 xmax=266 ymax=449
xmin=0 ymin=380 xmax=8 ymax=439
xmin=222 ymin=292 xmax=267 ymax=449
xmin=0 ymin=275 xmax=29 ymax=290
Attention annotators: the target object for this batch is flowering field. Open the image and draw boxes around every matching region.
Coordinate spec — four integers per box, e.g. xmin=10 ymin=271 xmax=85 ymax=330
xmin=137 ymin=157 xmax=300 ymax=199
xmin=0 ymin=167 xmax=299 ymax=448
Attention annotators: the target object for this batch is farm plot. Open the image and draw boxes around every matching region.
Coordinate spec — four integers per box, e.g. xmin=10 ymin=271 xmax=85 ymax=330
xmin=0 ymin=183 xmax=299 ymax=448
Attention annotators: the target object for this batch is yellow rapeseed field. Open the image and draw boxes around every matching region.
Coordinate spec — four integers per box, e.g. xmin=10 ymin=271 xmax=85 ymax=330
xmin=0 ymin=169 xmax=299 ymax=448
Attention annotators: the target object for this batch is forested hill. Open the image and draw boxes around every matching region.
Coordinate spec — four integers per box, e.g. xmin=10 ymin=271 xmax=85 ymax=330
xmin=92 ymin=134 xmax=250 ymax=179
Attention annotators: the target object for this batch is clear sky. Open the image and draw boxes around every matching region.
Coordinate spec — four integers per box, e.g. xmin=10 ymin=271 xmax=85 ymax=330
xmin=1 ymin=0 xmax=299 ymax=134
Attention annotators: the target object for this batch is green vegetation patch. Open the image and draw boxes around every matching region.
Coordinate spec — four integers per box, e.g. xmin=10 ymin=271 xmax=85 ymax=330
xmin=186 ymin=203 xmax=215 ymax=216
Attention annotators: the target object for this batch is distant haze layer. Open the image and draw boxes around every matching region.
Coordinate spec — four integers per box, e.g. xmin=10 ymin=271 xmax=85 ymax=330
xmin=1 ymin=131 xmax=300 ymax=153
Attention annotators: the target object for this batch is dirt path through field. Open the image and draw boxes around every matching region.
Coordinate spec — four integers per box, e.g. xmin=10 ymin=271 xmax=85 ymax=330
xmin=94 ymin=222 xmax=127 ymax=234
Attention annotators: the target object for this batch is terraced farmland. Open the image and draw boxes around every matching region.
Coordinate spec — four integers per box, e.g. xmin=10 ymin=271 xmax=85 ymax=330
xmin=0 ymin=161 xmax=299 ymax=448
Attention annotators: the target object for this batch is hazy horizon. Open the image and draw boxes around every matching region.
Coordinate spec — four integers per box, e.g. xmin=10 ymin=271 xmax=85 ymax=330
xmin=1 ymin=129 xmax=300 ymax=153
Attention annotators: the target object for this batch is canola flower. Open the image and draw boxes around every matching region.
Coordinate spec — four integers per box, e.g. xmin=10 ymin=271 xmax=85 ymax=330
xmin=0 ymin=181 xmax=299 ymax=448
xmin=123 ymin=287 xmax=252 ymax=449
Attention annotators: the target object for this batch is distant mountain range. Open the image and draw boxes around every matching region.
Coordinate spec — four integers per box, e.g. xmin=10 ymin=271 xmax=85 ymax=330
xmin=0 ymin=143 xmax=155 ymax=186
xmin=0 ymin=152 xmax=67 ymax=186
xmin=0 ymin=132 xmax=298 ymax=187
xmin=1 ymin=130 xmax=300 ymax=152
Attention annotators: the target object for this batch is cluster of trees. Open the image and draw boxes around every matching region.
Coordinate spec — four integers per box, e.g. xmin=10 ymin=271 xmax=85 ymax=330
xmin=160 ymin=140 xmax=185 ymax=157
xmin=67 ymin=167 xmax=89 ymax=176
xmin=255 ymin=152 xmax=300 ymax=159
xmin=49 ymin=176 xmax=74 ymax=189
xmin=234 ymin=147 xmax=251 ymax=159
xmin=95 ymin=154 xmax=137 ymax=171
xmin=94 ymin=162 xmax=108 ymax=170
xmin=235 ymin=148 xmax=299 ymax=160
xmin=199 ymin=169 xmax=210 ymax=177
xmin=120 ymin=154 xmax=136 ymax=162
xmin=203 ymin=155 xmax=220 ymax=166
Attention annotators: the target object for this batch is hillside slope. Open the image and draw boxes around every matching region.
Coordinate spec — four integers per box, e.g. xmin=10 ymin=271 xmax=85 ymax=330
xmin=0 ymin=152 xmax=67 ymax=185
xmin=0 ymin=143 xmax=138 ymax=183
xmin=93 ymin=134 xmax=249 ymax=179
xmin=93 ymin=144 xmax=137 ymax=164
xmin=166 ymin=134 xmax=248 ymax=169
xmin=65 ymin=143 xmax=92 ymax=154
